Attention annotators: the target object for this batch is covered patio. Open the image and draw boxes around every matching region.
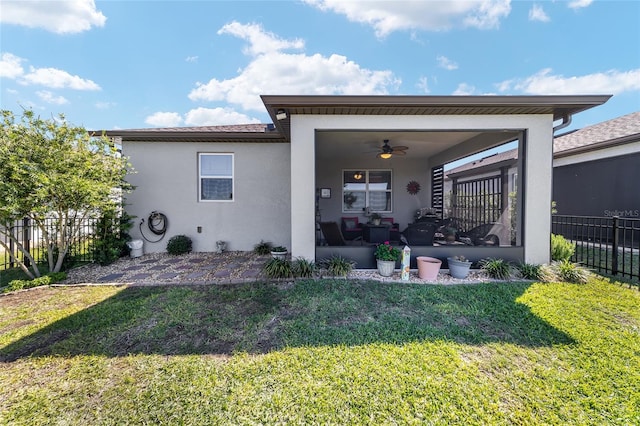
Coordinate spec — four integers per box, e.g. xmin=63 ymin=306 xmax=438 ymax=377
xmin=262 ymin=95 xmax=610 ymax=268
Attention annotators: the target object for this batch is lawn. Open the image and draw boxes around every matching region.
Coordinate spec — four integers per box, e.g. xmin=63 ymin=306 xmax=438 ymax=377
xmin=1 ymin=278 xmax=638 ymax=424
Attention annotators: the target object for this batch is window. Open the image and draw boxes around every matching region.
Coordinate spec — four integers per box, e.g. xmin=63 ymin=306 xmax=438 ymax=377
xmin=199 ymin=153 xmax=233 ymax=201
xmin=343 ymin=170 xmax=392 ymax=213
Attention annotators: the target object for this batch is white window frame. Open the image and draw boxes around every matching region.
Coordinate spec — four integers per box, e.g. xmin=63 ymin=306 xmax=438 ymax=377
xmin=198 ymin=153 xmax=234 ymax=202
xmin=342 ymin=169 xmax=392 ymax=213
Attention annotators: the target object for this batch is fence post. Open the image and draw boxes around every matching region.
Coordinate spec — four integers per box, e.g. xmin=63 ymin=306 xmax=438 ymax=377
xmin=22 ymin=217 xmax=31 ymax=268
xmin=611 ymin=216 xmax=619 ymax=276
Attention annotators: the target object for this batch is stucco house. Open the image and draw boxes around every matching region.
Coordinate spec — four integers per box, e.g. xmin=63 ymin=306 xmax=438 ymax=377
xmin=104 ymin=95 xmax=610 ymax=268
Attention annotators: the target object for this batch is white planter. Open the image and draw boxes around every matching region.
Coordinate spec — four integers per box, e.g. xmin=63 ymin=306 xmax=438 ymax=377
xmin=376 ymin=259 xmax=395 ymax=277
xmin=271 ymin=251 xmax=287 ymax=260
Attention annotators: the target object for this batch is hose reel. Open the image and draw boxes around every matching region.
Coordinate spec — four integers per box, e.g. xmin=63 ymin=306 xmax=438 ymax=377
xmin=139 ymin=211 xmax=168 ymax=243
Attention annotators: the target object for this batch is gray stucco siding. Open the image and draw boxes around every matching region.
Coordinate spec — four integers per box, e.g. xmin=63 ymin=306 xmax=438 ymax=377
xmin=123 ymin=141 xmax=291 ymax=253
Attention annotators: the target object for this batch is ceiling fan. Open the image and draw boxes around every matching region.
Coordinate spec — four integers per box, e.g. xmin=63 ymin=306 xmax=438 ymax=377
xmin=376 ymin=139 xmax=408 ymax=159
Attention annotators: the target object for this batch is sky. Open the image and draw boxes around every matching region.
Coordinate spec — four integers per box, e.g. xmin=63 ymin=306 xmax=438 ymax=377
xmin=1 ymin=0 xmax=639 ymax=133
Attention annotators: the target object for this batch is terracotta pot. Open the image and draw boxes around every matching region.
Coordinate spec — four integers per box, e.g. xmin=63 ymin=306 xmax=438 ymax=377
xmin=417 ymin=256 xmax=442 ymax=280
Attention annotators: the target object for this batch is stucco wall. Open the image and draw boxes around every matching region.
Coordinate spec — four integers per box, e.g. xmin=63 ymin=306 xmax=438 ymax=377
xmin=123 ymin=141 xmax=291 ymax=253
xmin=291 ymin=114 xmax=554 ymax=264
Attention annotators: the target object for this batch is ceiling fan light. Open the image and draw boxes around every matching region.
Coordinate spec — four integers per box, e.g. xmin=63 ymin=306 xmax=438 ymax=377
xmin=380 ymin=152 xmax=392 ymax=159
xmin=353 ymin=171 xmax=363 ymax=179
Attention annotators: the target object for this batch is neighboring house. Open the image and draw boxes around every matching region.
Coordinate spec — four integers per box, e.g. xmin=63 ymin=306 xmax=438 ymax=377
xmin=553 ymin=111 xmax=640 ymax=218
xmin=103 ymin=95 xmax=610 ymax=268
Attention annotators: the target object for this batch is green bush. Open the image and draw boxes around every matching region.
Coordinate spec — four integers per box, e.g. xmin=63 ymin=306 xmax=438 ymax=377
xmin=320 ymin=255 xmax=355 ymax=277
xmin=479 ymin=258 xmax=512 ymax=280
xmin=3 ymin=272 xmax=67 ymax=293
xmin=92 ymin=209 xmax=134 ymax=266
xmin=253 ymin=240 xmax=273 ymax=255
xmin=292 ymin=258 xmax=316 ymax=278
xmin=517 ymin=262 xmax=542 ymax=280
xmin=263 ymin=258 xmax=293 ymax=279
xmin=551 ymin=234 xmax=575 ymax=262
xmin=539 ymin=261 xmax=590 ymax=284
xmin=166 ymin=235 xmax=193 ymax=255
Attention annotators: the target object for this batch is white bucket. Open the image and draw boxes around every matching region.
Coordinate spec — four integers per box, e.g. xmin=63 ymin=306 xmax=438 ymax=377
xmin=127 ymin=239 xmax=144 ymax=258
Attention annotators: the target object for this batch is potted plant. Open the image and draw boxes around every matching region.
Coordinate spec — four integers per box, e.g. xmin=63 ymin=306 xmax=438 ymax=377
xmin=270 ymin=246 xmax=288 ymax=260
xmin=374 ymin=241 xmax=401 ymax=277
xmin=370 ymin=212 xmax=382 ymax=226
xmin=443 ymin=227 xmax=457 ymax=243
xmin=447 ymin=255 xmax=472 ymax=279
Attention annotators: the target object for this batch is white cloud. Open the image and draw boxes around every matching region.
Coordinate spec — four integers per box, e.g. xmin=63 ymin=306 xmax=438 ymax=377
xmin=498 ymin=68 xmax=640 ymax=95
xmin=144 ymin=112 xmax=183 ymax=127
xmin=184 ymin=107 xmax=261 ymax=126
xmin=189 ymin=22 xmax=400 ymax=110
xmin=452 ymin=83 xmax=477 ymax=95
xmin=304 ymin=0 xmax=511 ymax=37
xmin=416 ymin=76 xmax=430 ymax=94
xmin=437 ymin=55 xmax=458 ymax=70
xmin=36 ymin=90 xmax=68 ymax=105
xmin=22 ymin=66 xmax=101 ymax=90
xmin=0 ymin=52 xmax=25 ymax=78
xmin=1 ymin=52 xmax=101 ymax=91
xmin=218 ymin=21 xmax=304 ymax=55
xmin=568 ymin=0 xmax=593 ymax=10
xmin=529 ymin=4 xmax=550 ymax=22
xmin=95 ymin=101 xmax=116 ymax=109
xmin=0 ymin=0 xmax=106 ymax=34
xmin=185 ymin=56 xmax=199 ymax=63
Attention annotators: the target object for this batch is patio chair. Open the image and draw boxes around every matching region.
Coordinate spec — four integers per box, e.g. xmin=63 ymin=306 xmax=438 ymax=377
xmin=400 ymin=222 xmax=437 ymax=246
xmin=459 ymin=223 xmax=506 ymax=246
xmin=341 ymin=216 xmax=363 ymax=240
xmin=320 ymin=221 xmax=348 ymax=246
xmin=380 ymin=217 xmax=401 ymax=241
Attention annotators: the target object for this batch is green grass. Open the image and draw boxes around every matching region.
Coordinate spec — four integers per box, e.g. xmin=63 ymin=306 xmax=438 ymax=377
xmin=1 ymin=278 xmax=639 ymax=424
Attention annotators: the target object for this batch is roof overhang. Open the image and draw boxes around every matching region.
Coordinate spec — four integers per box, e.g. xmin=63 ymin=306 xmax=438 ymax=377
xmin=261 ymin=94 xmax=612 ymax=141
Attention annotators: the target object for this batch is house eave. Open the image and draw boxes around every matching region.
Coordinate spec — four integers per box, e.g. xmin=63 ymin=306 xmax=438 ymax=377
xmin=96 ymin=130 xmax=287 ymax=143
xmin=261 ymin=94 xmax=612 ymax=142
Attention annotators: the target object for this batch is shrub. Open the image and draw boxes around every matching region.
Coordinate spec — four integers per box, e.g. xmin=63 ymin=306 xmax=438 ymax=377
xmin=320 ymin=255 xmax=355 ymax=277
xmin=253 ymin=240 xmax=273 ymax=255
xmin=551 ymin=234 xmax=575 ymax=262
xmin=166 ymin=235 xmax=192 ymax=255
xmin=539 ymin=260 xmax=590 ymax=284
xmin=517 ymin=262 xmax=542 ymax=280
xmin=292 ymin=258 xmax=316 ymax=278
xmin=480 ymin=258 xmax=512 ymax=280
xmin=263 ymin=258 xmax=293 ymax=279
xmin=3 ymin=272 xmax=67 ymax=293
xmin=92 ymin=209 xmax=134 ymax=266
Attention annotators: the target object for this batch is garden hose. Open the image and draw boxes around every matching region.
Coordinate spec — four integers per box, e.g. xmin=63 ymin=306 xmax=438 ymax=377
xmin=139 ymin=211 xmax=168 ymax=243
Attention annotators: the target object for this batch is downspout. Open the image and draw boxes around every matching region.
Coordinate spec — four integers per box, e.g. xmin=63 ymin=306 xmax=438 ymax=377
xmin=553 ymin=113 xmax=572 ymax=134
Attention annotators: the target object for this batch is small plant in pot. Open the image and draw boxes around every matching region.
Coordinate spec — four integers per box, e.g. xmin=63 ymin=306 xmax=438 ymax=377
xmin=370 ymin=212 xmax=382 ymax=226
xmin=447 ymin=255 xmax=472 ymax=279
xmin=374 ymin=241 xmax=401 ymax=277
xmin=270 ymin=246 xmax=288 ymax=260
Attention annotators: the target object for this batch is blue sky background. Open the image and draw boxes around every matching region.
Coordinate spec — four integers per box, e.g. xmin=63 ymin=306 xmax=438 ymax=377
xmin=1 ymin=0 xmax=638 ymax=132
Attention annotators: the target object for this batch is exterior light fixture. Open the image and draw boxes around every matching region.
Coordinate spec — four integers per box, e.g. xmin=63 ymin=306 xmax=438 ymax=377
xmin=353 ymin=171 xmax=363 ymax=180
xmin=276 ymin=109 xmax=287 ymax=120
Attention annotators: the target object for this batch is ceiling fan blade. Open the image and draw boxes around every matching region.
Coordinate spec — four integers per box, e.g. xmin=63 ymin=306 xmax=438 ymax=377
xmin=390 ymin=150 xmax=407 ymax=156
xmin=391 ymin=145 xmax=409 ymax=151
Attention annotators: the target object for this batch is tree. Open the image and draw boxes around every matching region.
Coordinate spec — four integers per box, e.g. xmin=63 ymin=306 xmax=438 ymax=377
xmin=0 ymin=109 xmax=133 ymax=277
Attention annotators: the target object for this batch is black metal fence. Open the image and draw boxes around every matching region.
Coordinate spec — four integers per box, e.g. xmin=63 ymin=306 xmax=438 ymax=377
xmin=552 ymin=215 xmax=639 ymax=283
xmin=1 ymin=217 xmax=98 ymax=271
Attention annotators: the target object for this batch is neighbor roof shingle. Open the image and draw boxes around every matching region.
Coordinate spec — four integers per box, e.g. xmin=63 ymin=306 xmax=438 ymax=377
xmin=554 ymin=111 xmax=640 ymax=153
